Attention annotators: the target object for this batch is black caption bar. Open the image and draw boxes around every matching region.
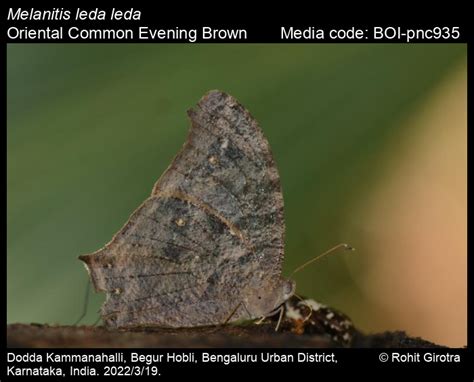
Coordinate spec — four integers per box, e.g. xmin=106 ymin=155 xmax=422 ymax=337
xmin=3 ymin=8 xmax=466 ymax=43
xmin=3 ymin=348 xmax=469 ymax=377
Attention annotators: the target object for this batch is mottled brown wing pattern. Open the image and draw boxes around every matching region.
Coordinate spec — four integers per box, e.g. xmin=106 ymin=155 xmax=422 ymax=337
xmin=153 ymin=91 xmax=285 ymax=276
xmin=79 ymin=91 xmax=287 ymax=328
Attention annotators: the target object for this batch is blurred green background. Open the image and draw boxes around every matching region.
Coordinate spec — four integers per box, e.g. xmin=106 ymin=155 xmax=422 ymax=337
xmin=7 ymin=44 xmax=467 ymax=346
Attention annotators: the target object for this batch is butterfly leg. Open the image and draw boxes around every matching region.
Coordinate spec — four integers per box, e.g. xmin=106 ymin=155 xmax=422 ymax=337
xmin=72 ymin=278 xmax=91 ymax=325
xmin=255 ymin=316 xmax=266 ymax=325
xmin=255 ymin=304 xmax=286 ymax=330
xmin=92 ymin=314 xmax=102 ymax=327
xmin=223 ymin=302 xmax=243 ymax=325
xmin=207 ymin=302 xmax=244 ymax=334
xmin=274 ymin=305 xmax=285 ymax=332
xmin=207 ymin=301 xmax=252 ymax=334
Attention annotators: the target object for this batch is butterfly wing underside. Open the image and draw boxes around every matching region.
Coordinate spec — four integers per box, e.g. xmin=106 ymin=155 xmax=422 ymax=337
xmin=79 ymin=91 xmax=286 ymax=328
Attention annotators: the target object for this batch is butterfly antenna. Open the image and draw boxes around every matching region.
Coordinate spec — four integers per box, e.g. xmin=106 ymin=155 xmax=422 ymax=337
xmin=72 ymin=277 xmax=91 ymax=326
xmin=289 ymin=243 xmax=355 ymax=278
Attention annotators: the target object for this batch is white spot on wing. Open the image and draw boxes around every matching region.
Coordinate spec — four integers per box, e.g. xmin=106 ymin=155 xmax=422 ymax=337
xmin=175 ymin=218 xmax=186 ymax=227
xmin=208 ymin=156 xmax=218 ymax=165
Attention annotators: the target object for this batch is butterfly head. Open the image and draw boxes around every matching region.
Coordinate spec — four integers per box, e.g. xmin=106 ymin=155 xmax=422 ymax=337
xmin=244 ymin=277 xmax=296 ymax=318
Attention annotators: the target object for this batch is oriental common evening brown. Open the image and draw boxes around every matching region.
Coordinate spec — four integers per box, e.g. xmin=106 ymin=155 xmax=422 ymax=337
xmin=79 ymin=91 xmax=295 ymax=328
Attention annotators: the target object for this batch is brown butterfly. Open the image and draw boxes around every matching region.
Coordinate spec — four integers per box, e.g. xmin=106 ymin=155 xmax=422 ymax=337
xmin=79 ymin=91 xmax=295 ymax=328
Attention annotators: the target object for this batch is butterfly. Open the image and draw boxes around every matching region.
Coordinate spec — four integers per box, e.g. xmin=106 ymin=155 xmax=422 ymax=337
xmin=79 ymin=90 xmax=295 ymax=328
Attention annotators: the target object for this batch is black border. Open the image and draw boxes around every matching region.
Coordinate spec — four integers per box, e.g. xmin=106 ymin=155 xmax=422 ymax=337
xmin=2 ymin=7 xmax=471 ymax=378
